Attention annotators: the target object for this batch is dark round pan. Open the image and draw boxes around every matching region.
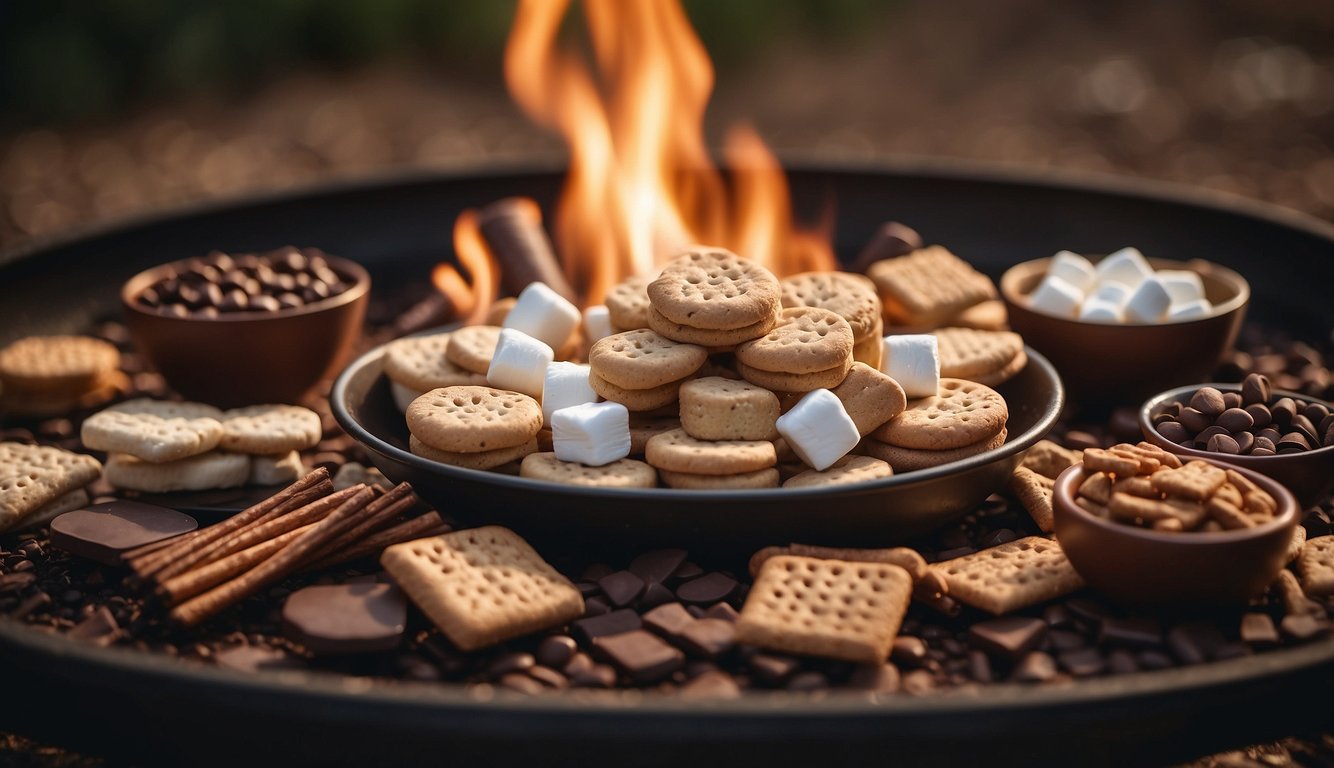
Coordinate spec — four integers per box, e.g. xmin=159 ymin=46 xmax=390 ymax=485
xmin=1 ymin=159 xmax=1332 ymax=767
xmin=331 ymin=335 xmax=1062 ymax=556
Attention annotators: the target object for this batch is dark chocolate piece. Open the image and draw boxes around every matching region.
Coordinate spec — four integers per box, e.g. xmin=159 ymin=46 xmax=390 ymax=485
xmin=571 ymin=608 xmax=641 ymax=644
xmin=49 ymin=500 xmax=197 ymax=566
xmin=280 ymin=583 xmax=407 ymax=655
xmin=675 ymin=572 xmax=737 ymax=604
xmin=967 ymin=617 xmax=1046 ymax=659
xmin=592 ymin=630 xmax=683 ymax=683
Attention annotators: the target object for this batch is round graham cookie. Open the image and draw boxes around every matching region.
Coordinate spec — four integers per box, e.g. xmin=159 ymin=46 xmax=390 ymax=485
xmin=783 ymin=455 xmax=893 ymax=488
xmin=648 ymin=248 xmax=781 ymax=331
xmin=384 ymin=332 xmax=488 ymax=392
xmin=780 ymin=271 xmax=882 ymax=341
xmin=952 ymin=299 xmax=1009 ymax=331
xmin=219 ymin=404 xmax=322 ymax=454
xmin=406 ymin=386 xmax=542 ymax=453
xmin=519 ymin=452 xmax=658 ymax=488
xmin=860 ymin=428 xmax=1008 ymax=472
xmin=0 ymin=335 xmax=120 ymax=393
xmin=410 ymin=434 xmax=539 ymax=471
xmin=970 ymin=347 xmax=1029 ymax=388
xmin=831 ymin=362 xmax=907 ymax=437
xmin=647 ymin=305 xmax=776 ymax=348
xmin=588 ymin=371 xmax=684 ymax=412
xmin=445 ymin=325 xmax=503 ymax=375
xmin=0 ymin=369 xmax=127 ymax=418
xmin=80 ymin=398 xmax=224 ymax=464
xmin=588 ymin=329 xmax=707 ymax=390
xmin=735 ymin=358 xmax=850 ymax=393
xmin=932 ymin=327 xmax=1024 ymax=381
xmin=852 ymin=315 xmax=884 ymax=369
xmin=644 ymin=428 xmax=776 ymax=476
xmin=735 ymin=307 xmax=854 ymax=375
xmin=605 ymin=275 xmax=652 ymax=331
xmin=629 ymin=414 xmax=681 ymax=455
xmin=872 ymin=378 xmax=1008 ymax=450
xmin=679 ymin=377 xmax=780 ymax=441
xmin=658 ymin=467 xmax=780 ymax=490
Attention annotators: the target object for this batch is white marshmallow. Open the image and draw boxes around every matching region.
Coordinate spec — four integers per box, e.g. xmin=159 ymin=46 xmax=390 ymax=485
xmin=391 ymin=380 xmax=426 ymax=413
xmin=542 ymin=362 xmax=599 ymax=424
xmin=583 ymin=305 xmax=614 ymax=344
xmin=1088 ymin=280 xmax=1132 ymax=309
xmin=1167 ymin=299 xmax=1213 ymax=321
xmin=1094 ymin=247 xmax=1153 ymax=291
xmin=1156 ymin=270 xmax=1205 ymax=305
xmin=503 ymin=282 xmax=581 ymax=352
xmin=880 ymin=334 xmax=940 ymax=399
xmin=487 ymin=328 xmax=554 ymax=398
xmin=774 ymin=389 xmax=861 ymax=471
xmin=1078 ymin=298 xmax=1124 ymax=323
xmin=1028 ymin=275 xmax=1085 ymax=319
xmin=1123 ymin=276 xmax=1173 ymax=323
xmin=551 ymin=401 xmax=631 ymax=467
xmin=1048 ymin=251 xmax=1097 ymax=293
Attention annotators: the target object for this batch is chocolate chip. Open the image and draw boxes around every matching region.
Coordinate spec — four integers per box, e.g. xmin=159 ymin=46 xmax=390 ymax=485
xmin=968 ymin=617 xmax=1046 ymax=659
xmin=1189 ymin=387 xmax=1226 ymax=417
xmin=572 ymin=608 xmax=641 ymax=644
xmin=1207 ymin=433 xmax=1240 ymax=454
xmin=672 ymin=561 xmax=704 ymax=582
xmin=1058 ymin=648 xmax=1106 ymax=677
xmin=901 ymin=669 xmax=936 ymax=695
xmin=643 ymin=602 xmax=695 ymax=641
xmin=966 ymin=650 xmax=994 ymax=683
xmin=628 ymin=548 xmax=688 ymax=584
xmin=748 ymin=653 xmax=799 ymax=685
xmin=499 ymin=672 xmax=544 ymax=695
xmin=1010 ymin=651 xmax=1058 ymax=683
xmin=1290 ymin=414 xmax=1320 ymax=445
xmin=582 ymin=596 xmax=611 ymax=617
xmin=1100 ymin=616 xmax=1162 ymax=648
xmin=679 ymin=669 xmax=741 ymax=699
xmin=67 ymin=606 xmax=120 ymax=647
xmin=1167 ymin=622 xmax=1225 ymax=665
xmin=703 ymin=602 xmax=739 ymax=623
xmin=785 ymin=670 xmax=830 ymax=691
xmin=593 ymin=630 xmax=683 ymax=683
xmin=1222 ymin=391 xmax=1243 ymax=410
xmin=1215 ymin=407 xmax=1254 ymax=433
xmin=49 ymin=500 xmax=198 ymax=566
xmin=536 ymin=635 xmax=578 ymax=668
xmin=891 ymin=636 xmax=929 ymax=667
xmin=1234 ymin=431 xmax=1255 ymax=454
xmin=569 ymin=663 xmax=617 ymax=688
xmin=280 ymin=583 xmax=406 ymax=655
xmin=1245 ymin=403 xmax=1272 ymax=429
xmin=1277 ymin=432 xmax=1311 ymax=453
xmin=1272 ymin=397 xmax=1298 ymax=426
xmin=1107 ymin=649 xmax=1138 ymax=675
xmin=1178 ymin=406 xmax=1212 ymax=434
xmin=596 ymin=570 xmax=644 ymax=607
xmin=637 ymin=581 xmax=675 ymax=610
xmin=677 ymin=618 xmax=736 ymax=658
xmin=1047 ymin=629 xmax=1085 ymax=652
xmin=676 ymin=572 xmax=737 ymax=604
xmin=1156 ymin=421 xmax=1189 ymax=443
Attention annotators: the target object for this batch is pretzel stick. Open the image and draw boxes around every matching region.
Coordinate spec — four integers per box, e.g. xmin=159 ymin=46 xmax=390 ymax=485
xmin=156 ymin=522 xmax=320 ymax=605
xmin=303 ymin=512 xmax=448 ymax=572
xmin=170 ymin=486 xmax=375 ymax=627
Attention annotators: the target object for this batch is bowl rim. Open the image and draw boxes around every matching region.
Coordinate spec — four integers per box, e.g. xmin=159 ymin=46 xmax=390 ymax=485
xmin=1138 ymin=382 xmax=1334 ymax=463
xmin=1053 ymin=460 xmax=1300 ymax=547
xmin=119 ymin=251 xmax=371 ymax=323
xmin=998 ymin=255 xmax=1250 ymax=327
xmin=331 ymin=334 xmax=1065 ymax=503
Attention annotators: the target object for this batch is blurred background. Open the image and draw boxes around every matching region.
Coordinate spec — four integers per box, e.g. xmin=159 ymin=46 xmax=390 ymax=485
xmin=1 ymin=0 xmax=1332 ymax=251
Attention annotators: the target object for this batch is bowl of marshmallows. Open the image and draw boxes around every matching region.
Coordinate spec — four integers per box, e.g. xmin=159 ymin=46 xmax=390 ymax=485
xmin=1000 ymin=247 xmax=1249 ymax=404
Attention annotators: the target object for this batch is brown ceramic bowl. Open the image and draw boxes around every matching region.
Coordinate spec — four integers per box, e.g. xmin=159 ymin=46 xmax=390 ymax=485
xmin=1000 ymin=256 xmax=1249 ymax=406
xmin=1139 ymin=383 xmax=1334 ymax=509
xmin=122 ymin=254 xmax=370 ymax=407
xmin=1052 ymin=460 xmax=1298 ymax=608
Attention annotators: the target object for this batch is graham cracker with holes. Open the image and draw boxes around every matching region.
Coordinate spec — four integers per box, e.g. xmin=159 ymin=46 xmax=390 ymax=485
xmin=736 ymin=555 xmax=913 ymax=664
xmin=380 ymin=525 xmax=583 ymax=651
xmin=931 ymin=536 xmax=1085 ymax=615
xmin=1297 ymin=536 xmax=1334 ymax=597
xmin=0 ymin=442 xmax=102 ymax=532
xmin=1008 ymin=466 xmax=1055 ymax=533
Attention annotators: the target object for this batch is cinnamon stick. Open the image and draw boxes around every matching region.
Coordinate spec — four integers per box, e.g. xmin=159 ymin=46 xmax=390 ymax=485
xmin=157 ymin=522 xmax=319 ymax=605
xmin=303 ymin=512 xmax=447 ymax=572
xmin=302 ymin=483 xmax=414 ymax=565
xmin=170 ymin=486 xmax=375 ymax=627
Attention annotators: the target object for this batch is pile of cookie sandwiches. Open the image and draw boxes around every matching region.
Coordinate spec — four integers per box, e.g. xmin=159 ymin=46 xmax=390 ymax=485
xmin=390 ymin=245 xmax=1027 ymax=489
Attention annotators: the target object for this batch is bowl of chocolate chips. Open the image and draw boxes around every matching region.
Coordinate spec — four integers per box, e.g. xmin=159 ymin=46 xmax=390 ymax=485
xmin=121 ymin=246 xmax=370 ymax=407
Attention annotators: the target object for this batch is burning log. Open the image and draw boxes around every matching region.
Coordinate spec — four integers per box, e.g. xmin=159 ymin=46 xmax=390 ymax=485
xmin=477 ymin=197 xmax=577 ymax=303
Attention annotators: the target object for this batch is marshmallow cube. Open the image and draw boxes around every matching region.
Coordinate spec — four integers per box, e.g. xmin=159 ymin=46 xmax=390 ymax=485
xmin=1088 ymin=281 xmax=1132 ymax=309
xmin=1123 ymin=277 xmax=1173 ymax=324
xmin=583 ymin=305 xmax=614 ymax=344
xmin=391 ymin=380 xmax=425 ymax=413
xmin=774 ymin=389 xmax=861 ymax=471
xmin=552 ymin=401 xmax=631 ymax=467
xmin=542 ymin=361 xmax=599 ymax=424
xmin=1157 ymin=270 xmax=1206 ymax=305
xmin=1048 ymin=251 xmax=1097 ymax=293
xmin=504 ymin=282 xmax=582 ymax=351
xmin=1094 ymin=247 xmax=1153 ymax=291
xmin=1078 ymin=298 xmax=1124 ymax=323
xmin=1028 ymin=275 xmax=1085 ymax=319
xmin=487 ymin=328 xmax=554 ymax=398
xmin=1167 ymin=299 xmax=1213 ymax=321
xmin=880 ymin=334 xmax=941 ymax=399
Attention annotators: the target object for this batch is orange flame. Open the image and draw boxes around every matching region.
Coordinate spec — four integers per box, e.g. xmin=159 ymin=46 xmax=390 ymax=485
xmin=432 ymin=209 xmax=499 ymax=324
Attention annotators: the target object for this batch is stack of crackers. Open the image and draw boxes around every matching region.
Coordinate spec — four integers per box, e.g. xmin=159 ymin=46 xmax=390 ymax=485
xmin=82 ymin=399 xmax=320 ymax=492
xmin=0 ymin=335 xmax=127 ymax=418
xmin=861 ymin=379 xmax=1010 ymax=472
xmin=0 ymin=442 xmax=103 ymax=533
xmin=867 ymin=245 xmax=1005 ymax=332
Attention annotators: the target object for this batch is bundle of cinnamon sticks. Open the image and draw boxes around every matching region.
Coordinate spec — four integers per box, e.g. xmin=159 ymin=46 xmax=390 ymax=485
xmin=125 ymin=467 xmax=446 ymax=627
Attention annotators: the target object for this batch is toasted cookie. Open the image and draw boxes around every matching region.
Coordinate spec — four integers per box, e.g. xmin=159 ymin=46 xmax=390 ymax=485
xmin=384 ymin=332 xmax=488 ymax=393
xmin=679 ymin=377 xmax=780 ymax=441
xmin=735 ymin=359 xmax=850 ymax=393
xmin=629 ymin=413 xmax=682 ymax=455
xmin=220 ymin=404 xmax=322 ymax=454
xmin=931 ymin=536 xmax=1084 ymax=615
xmin=589 ymin=329 xmax=708 ymax=390
xmin=0 ymin=335 xmax=119 ymax=393
xmin=104 ymin=451 xmax=249 ymax=493
xmin=1297 ymin=536 xmax=1334 ymax=597
xmin=445 ymin=325 xmax=503 ymax=375
xmin=932 ymin=327 xmax=1024 ymax=381
xmin=831 ymin=362 xmax=907 ymax=437
xmin=860 ymin=428 xmax=1007 ymax=472
xmin=952 ymin=299 xmax=1008 ymax=331
xmin=647 ymin=305 xmax=777 ymax=348
xmin=81 ymin=398 xmax=224 ymax=463
xmin=1021 ymin=440 xmax=1083 ymax=479
xmin=736 ymin=555 xmax=912 ymax=663
xmin=1008 ymin=466 xmax=1056 ymax=532
xmin=645 ymin=428 xmax=776 ymax=475
xmin=782 ymin=455 xmax=893 ymax=488
xmin=0 ymin=442 xmax=102 ymax=532
xmin=589 ymin=371 xmax=684 ymax=412
xmin=406 ymin=386 xmax=543 ymax=453
xmin=648 ymin=248 xmax=781 ymax=331
xmin=409 ymin=435 xmax=538 ymax=470
xmin=851 ymin=317 xmax=884 ymax=369
xmin=519 ymin=452 xmax=658 ymax=488
xmin=0 ymin=369 xmax=128 ymax=418
xmin=868 ymin=246 xmax=997 ymax=326
xmin=872 ymin=378 xmax=1007 ymax=450
xmin=605 ymin=275 xmax=652 ymax=331
xmin=380 ymin=526 xmax=583 ymax=651
xmin=735 ymin=307 xmax=854 ymax=375
xmin=249 ymin=451 xmax=306 ymax=486
xmin=779 ymin=271 xmax=882 ymax=342
xmin=657 ymin=467 xmax=780 ymax=489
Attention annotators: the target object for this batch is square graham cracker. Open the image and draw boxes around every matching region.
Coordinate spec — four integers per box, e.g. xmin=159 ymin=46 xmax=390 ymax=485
xmin=1297 ymin=536 xmax=1334 ymax=597
xmin=736 ymin=555 xmax=912 ymax=664
xmin=380 ymin=526 xmax=583 ymax=651
xmin=931 ymin=536 xmax=1085 ymax=615
xmin=0 ymin=442 xmax=102 ymax=531
xmin=1008 ymin=466 xmax=1056 ymax=533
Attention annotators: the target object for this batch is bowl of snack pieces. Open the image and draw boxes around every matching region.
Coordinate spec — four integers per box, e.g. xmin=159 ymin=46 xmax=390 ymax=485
xmin=999 ymin=248 xmax=1249 ymax=404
